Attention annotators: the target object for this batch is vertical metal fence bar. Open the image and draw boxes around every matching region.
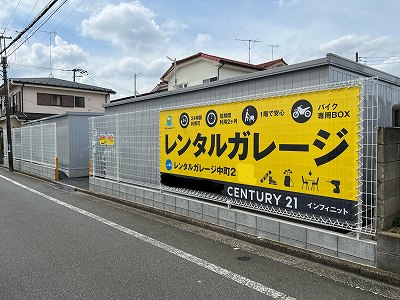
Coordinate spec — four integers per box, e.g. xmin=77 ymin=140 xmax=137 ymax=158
xmin=29 ymin=127 xmax=32 ymax=162
xmin=356 ymin=80 xmax=364 ymax=237
xmin=116 ymin=114 xmax=120 ymax=182
xmin=91 ymin=118 xmax=96 ymax=179
xmin=41 ymin=124 xmax=44 ymax=164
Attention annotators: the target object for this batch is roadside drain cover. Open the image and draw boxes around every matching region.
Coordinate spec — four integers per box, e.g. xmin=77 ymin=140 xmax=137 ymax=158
xmin=236 ymin=256 xmax=251 ymax=261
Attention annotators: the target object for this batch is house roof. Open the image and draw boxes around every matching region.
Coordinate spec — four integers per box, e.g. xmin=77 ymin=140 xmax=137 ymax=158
xmin=5 ymin=77 xmax=116 ymax=94
xmin=161 ymin=52 xmax=287 ymax=80
xmin=106 ymin=53 xmax=400 ymax=109
xmin=14 ymin=112 xmax=56 ymax=122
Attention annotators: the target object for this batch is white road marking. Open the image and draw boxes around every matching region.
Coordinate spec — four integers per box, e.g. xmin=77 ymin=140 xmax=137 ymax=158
xmin=0 ymin=174 xmax=296 ymax=299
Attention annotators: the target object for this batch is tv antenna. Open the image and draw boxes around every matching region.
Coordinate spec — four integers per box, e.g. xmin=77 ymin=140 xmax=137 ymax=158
xmin=40 ymin=30 xmax=56 ymax=77
xmin=235 ymin=38 xmax=262 ymax=63
xmin=265 ymin=44 xmax=279 ymax=60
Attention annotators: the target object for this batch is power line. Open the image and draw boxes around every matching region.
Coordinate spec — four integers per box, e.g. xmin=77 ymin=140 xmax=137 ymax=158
xmin=360 ymin=56 xmax=400 ymax=59
xmin=10 ymin=62 xmax=66 ymax=71
xmin=23 ymin=0 xmax=41 ymax=28
xmin=82 ymin=70 xmax=134 ymax=95
xmin=1 ymin=0 xmax=62 ymax=172
xmin=9 ymin=62 xmax=132 ymax=95
xmin=7 ymin=0 xmax=69 ymax=57
xmin=10 ymin=0 xmax=85 ymax=66
xmin=1 ymin=0 xmax=59 ymax=56
xmin=2 ymin=0 xmax=22 ymax=35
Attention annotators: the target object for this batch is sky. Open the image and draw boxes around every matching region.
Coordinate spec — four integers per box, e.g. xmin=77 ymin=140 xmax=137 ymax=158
xmin=1 ymin=0 xmax=400 ymax=99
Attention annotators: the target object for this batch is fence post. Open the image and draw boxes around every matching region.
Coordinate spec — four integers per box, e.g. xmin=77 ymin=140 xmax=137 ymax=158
xmin=41 ymin=124 xmax=44 ymax=164
xmin=91 ymin=118 xmax=96 ymax=180
xmin=116 ymin=114 xmax=120 ymax=183
xmin=55 ymin=157 xmax=59 ymax=181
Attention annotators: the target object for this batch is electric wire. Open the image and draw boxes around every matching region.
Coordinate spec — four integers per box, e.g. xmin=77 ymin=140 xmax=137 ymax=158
xmin=82 ymin=71 xmax=134 ymax=95
xmin=359 ymin=55 xmax=400 ymax=66
xmin=8 ymin=0 xmax=69 ymax=57
xmin=9 ymin=62 xmax=133 ymax=95
xmin=10 ymin=0 xmax=85 ymax=64
xmin=1 ymin=0 xmax=59 ymax=56
xmin=10 ymin=63 xmax=66 ymax=71
xmin=1 ymin=0 xmax=22 ymax=35
xmin=23 ymin=0 xmax=41 ymax=28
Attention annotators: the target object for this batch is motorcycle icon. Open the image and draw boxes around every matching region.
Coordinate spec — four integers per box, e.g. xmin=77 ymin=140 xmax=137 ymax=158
xmin=292 ymin=105 xmax=311 ymax=119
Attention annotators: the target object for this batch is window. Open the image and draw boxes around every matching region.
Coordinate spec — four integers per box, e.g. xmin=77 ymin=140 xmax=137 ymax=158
xmin=203 ymin=76 xmax=218 ymax=84
xmin=11 ymin=91 xmax=21 ymax=113
xmin=1 ymin=97 xmax=5 ymax=116
xmin=176 ymin=83 xmax=188 ymax=89
xmin=75 ymin=96 xmax=85 ymax=108
xmin=51 ymin=95 xmax=61 ymax=106
xmin=37 ymin=93 xmax=74 ymax=107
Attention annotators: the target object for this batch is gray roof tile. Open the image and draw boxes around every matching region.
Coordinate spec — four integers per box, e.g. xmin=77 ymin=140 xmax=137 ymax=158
xmin=9 ymin=77 xmax=116 ymax=94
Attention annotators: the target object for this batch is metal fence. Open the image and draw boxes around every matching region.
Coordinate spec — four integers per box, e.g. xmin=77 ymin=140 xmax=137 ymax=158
xmin=90 ymin=112 xmax=160 ymax=188
xmin=90 ymin=79 xmax=378 ymax=235
xmin=11 ymin=123 xmax=57 ymax=166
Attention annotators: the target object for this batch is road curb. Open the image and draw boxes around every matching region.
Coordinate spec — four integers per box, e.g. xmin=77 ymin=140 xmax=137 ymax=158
xmin=68 ymin=183 xmax=400 ymax=288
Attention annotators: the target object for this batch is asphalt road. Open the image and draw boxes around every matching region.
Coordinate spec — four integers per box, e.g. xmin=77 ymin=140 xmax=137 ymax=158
xmin=1 ymin=168 xmax=399 ymax=300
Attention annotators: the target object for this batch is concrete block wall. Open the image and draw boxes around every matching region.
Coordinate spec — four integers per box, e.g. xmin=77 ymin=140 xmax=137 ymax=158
xmin=377 ymin=232 xmax=400 ymax=274
xmin=377 ymin=127 xmax=400 ymax=231
xmin=90 ymin=177 xmax=377 ymax=266
xmin=4 ymin=158 xmax=56 ymax=181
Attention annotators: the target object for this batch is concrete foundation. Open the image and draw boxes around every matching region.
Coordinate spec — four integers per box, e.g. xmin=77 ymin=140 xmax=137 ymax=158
xmin=90 ymin=177 xmax=377 ymax=267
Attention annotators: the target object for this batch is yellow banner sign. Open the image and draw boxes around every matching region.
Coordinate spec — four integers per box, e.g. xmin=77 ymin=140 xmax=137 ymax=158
xmin=160 ymin=87 xmax=360 ymax=221
xmin=99 ymin=133 xmax=115 ymax=146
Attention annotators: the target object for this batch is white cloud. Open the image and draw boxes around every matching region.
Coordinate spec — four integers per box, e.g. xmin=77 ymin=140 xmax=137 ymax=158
xmin=195 ymin=33 xmax=213 ymax=49
xmin=81 ymin=1 xmax=179 ymax=52
xmin=52 ymin=36 xmax=89 ymax=68
xmin=8 ymin=35 xmax=89 ymax=79
xmin=85 ymin=54 xmax=169 ymax=97
xmin=319 ymin=34 xmax=390 ymax=57
xmin=161 ymin=19 xmax=189 ymax=34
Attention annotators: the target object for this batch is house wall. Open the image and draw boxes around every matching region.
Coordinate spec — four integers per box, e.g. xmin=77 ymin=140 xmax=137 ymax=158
xmin=219 ymin=65 xmax=255 ymax=80
xmin=109 ymin=65 xmax=330 ymax=115
xmin=168 ymin=60 xmax=257 ymax=90
xmin=21 ymin=85 xmax=108 ymax=114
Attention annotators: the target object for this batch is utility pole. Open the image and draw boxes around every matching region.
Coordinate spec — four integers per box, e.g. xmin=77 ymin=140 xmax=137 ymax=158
xmin=1 ymin=52 xmax=14 ymax=171
xmin=72 ymin=68 xmax=85 ymax=82
xmin=0 ymin=0 xmax=59 ymax=172
xmin=235 ymin=39 xmax=262 ymax=63
xmin=63 ymin=68 xmax=86 ymax=82
xmin=1 ymin=35 xmax=13 ymax=171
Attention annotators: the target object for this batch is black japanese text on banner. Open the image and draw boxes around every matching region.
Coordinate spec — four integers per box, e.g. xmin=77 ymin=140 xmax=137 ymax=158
xmin=160 ymin=87 xmax=360 ymax=222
